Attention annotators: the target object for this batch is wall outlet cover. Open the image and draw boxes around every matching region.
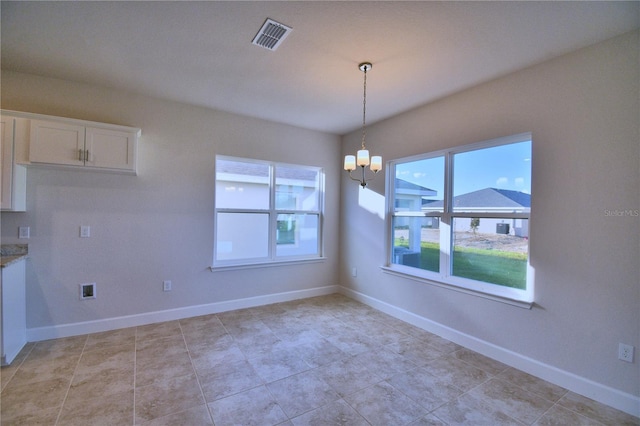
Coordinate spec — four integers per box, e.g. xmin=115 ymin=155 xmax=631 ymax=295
xmin=18 ymin=226 xmax=30 ymax=239
xmin=618 ymin=343 xmax=634 ymax=363
xmin=80 ymin=225 xmax=91 ymax=238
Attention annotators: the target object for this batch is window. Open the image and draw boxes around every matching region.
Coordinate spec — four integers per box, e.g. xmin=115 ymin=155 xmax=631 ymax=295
xmin=387 ymin=133 xmax=532 ymax=304
xmin=214 ymin=156 xmax=323 ymax=267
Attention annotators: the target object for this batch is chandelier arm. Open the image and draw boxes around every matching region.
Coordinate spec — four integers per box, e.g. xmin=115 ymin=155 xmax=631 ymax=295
xmin=348 ymin=165 xmax=379 ymax=188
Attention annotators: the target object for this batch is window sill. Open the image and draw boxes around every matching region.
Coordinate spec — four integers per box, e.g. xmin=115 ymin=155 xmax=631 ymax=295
xmin=210 ymin=257 xmax=326 ymax=272
xmin=380 ymin=265 xmax=533 ymax=309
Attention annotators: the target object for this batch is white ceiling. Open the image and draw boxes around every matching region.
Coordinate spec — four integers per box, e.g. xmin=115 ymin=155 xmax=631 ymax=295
xmin=1 ymin=1 xmax=638 ymax=135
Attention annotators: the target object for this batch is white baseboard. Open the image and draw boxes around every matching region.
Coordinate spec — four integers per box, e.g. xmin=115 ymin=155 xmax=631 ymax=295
xmin=340 ymin=287 xmax=640 ymax=418
xmin=26 ymin=285 xmax=339 ymax=342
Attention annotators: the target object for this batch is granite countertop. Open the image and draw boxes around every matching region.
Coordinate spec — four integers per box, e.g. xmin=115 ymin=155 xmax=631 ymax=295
xmin=1 ymin=244 xmax=28 ymax=268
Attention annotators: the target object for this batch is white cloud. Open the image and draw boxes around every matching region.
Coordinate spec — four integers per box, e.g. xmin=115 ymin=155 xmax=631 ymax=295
xmin=496 ymin=177 xmax=509 ymax=187
xmin=515 ymin=177 xmax=525 ymax=187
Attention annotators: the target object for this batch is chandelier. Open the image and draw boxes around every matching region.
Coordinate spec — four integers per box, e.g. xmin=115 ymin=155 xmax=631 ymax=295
xmin=344 ymin=62 xmax=382 ymax=188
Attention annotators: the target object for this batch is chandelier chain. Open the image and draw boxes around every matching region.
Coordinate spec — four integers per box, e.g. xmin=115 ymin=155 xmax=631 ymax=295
xmin=361 ymin=66 xmax=367 ymax=150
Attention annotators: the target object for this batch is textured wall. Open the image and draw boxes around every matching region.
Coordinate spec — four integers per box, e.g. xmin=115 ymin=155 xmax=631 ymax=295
xmin=340 ymin=31 xmax=639 ymax=397
xmin=0 ymin=72 xmax=341 ymax=329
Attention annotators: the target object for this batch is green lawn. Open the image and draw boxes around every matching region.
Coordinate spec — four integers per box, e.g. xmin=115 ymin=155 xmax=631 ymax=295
xmin=395 ymin=240 xmax=527 ymax=289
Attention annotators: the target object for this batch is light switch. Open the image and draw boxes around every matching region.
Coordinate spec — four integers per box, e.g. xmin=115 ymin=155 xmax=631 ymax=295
xmin=80 ymin=225 xmax=91 ymax=238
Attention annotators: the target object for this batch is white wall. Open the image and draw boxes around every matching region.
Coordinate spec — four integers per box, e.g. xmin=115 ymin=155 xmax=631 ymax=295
xmin=340 ymin=30 xmax=639 ymax=407
xmin=0 ymin=71 xmax=341 ymax=331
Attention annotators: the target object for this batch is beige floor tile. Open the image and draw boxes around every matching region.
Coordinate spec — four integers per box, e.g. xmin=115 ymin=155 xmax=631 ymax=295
xmin=421 ymin=333 xmax=463 ymax=354
xmin=452 ymin=347 xmax=509 ymax=375
xmin=3 ymin=353 xmax=79 ymax=389
xmin=200 ymin=367 xmax=263 ymax=402
xmin=179 ymin=313 xmax=224 ymax=334
xmin=408 ymin=413 xmax=449 ymax=425
xmin=136 ymin=334 xmax=187 ymax=364
xmin=325 ymin=328 xmax=380 ymax=356
xmin=387 ymin=367 xmax=464 ymax=411
xmin=344 ymin=381 xmax=428 ymax=426
xmin=247 ymin=349 xmax=311 ymax=383
xmin=497 ymin=367 xmax=568 ymax=403
xmin=423 ymin=354 xmax=491 ymax=391
xmin=3 ymin=295 xmax=637 ymax=425
xmin=286 ymin=337 xmax=348 ymax=368
xmin=467 ymin=377 xmax=555 ymax=424
xmin=0 ymin=377 xmax=69 ymax=422
xmin=75 ymin=342 xmax=134 ymax=373
xmin=0 ymin=343 xmax=34 ymax=391
xmin=266 ymin=369 xmax=340 ymax=418
xmin=290 ymin=398 xmax=369 ymax=425
xmin=432 ymin=392 xmax=524 ymax=425
xmin=316 ymin=356 xmax=383 ymax=397
xmin=135 ymin=373 xmax=204 ymax=424
xmin=353 ymin=346 xmax=418 ymax=379
xmin=533 ymin=404 xmax=603 ymax=425
xmin=195 ymin=358 xmax=256 ymax=384
xmin=386 ymin=337 xmax=446 ymax=366
xmin=0 ymin=406 xmax=59 ymax=425
xmin=234 ymin=331 xmax=287 ymax=359
xmin=190 ymin=343 xmax=247 ymax=377
xmin=140 ymin=404 xmax=213 ymax=425
xmin=557 ymin=392 xmax=640 ymax=425
xmin=136 ymin=321 xmax=182 ymax=342
xmin=58 ymin=389 xmax=133 ymax=426
xmin=28 ymin=336 xmax=86 ymax=360
xmin=66 ymin=366 xmax=134 ymax=401
xmin=136 ymin=351 xmax=194 ymax=387
xmin=207 ymin=385 xmax=288 ymax=426
xmin=84 ymin=327 xmax=136 ymax=351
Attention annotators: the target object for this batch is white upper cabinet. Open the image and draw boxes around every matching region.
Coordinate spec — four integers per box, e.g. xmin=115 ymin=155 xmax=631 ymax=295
xmin=29 ymin=120 xmax=85 ymax=167
xmin=85 ymin=126 xmax=136 ymax=171
xmin=0 ymin=115 xmax=27 ymax=212
xmin=25 ymin=113 xmax=140 ymax=174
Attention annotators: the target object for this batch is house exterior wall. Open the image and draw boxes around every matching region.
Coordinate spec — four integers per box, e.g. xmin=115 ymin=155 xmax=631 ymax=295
xmin=340 ymin=30 xmax=639 ymax=403
xmin=453 ymin=217 xmax=529 ymax=237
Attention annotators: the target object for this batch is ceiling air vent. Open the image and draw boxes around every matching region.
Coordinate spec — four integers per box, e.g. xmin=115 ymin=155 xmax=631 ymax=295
xmin=252 ymin=18 xmax=292 ymax=51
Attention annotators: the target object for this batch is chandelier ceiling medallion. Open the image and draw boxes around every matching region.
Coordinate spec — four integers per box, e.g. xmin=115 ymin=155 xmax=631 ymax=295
xmin=344 ymin=62 xmax=382 ymax=188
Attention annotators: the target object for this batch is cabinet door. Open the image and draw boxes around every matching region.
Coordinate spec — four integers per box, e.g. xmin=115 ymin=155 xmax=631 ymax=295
xmin=1 ymin=117 xmax=15 ymax=209
xmin=30 ymin=119 xmax=85 ymax=166
xmin=85 ymin=127 xmax=136 ymax=171
xmin=1 ymin=260 xmax=27 ymax=366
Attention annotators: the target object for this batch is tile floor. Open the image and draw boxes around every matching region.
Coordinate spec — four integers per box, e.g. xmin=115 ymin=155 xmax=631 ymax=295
xmin=1 ymin=294 xmax=638 ymax=425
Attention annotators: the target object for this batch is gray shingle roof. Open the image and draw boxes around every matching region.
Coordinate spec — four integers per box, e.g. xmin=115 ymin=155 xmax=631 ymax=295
xmin=395 ymin=178 xmax=437 ymax=195
xmin=426 ymin=188 xmax=530 ymax=208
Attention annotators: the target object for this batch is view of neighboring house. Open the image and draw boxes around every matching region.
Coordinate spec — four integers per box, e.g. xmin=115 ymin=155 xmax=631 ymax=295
xmin=215 ymin=158 xmax=321 ymax=261
xmin=424 ymin=188 xmax=531 ymax=237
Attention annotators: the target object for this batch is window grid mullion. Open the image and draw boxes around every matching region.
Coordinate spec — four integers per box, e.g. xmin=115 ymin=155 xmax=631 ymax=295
xmin=441 ymin=152 xmax=453 ymax=278
xmin=269 ymin=163 xmax=276 ymax=260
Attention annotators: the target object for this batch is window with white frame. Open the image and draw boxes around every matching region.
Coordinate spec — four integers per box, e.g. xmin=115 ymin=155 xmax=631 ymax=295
xmin=214 ymin=156 xmax=323 ymax=267
xmin=387 ymin=133 xmax=532 ymax=304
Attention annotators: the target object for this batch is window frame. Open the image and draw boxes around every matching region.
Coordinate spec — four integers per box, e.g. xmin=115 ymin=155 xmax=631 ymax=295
xmin=384 ymin=133 xmax=533 ymax=307
xmin=212 ymin=155 xmax=325 ymax=270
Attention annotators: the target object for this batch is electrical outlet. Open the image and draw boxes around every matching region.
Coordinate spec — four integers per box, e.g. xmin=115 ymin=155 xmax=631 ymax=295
xmin=80 ymin=225 xmax=91 ymax=238
xmin=618 ymin=343 xmax=634 ymax=363
xmin=352 ymin=267 xmax=357 ymax=277
xmin=163 ymin=280 xmax=172 ymax=292
xmin=18 ymin=226 xmax=30 ymax=239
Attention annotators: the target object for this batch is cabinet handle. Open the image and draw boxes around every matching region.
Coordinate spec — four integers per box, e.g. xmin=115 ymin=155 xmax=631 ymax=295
xmin=79 ymin=149 xmax=84 ymax=161
xmin=85 ymin=149 xmax=89 ymax=162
